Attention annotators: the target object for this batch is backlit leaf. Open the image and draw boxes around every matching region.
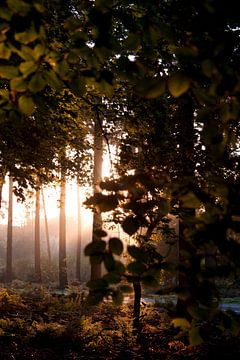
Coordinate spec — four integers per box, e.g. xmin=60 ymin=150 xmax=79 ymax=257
xmin=20 ymin=61 xmax=38 ymax=77
xmin=0 ymin=66 xmax=19 ymax=79
xmin=135 ymin=77 xmax=166 ymax=98
xmin=84 ymin=240 xmax=106 ymax=256
xmin=0 ymin=43 xmax=11 ymax=60
xmin=10 ymin=77 xmax=28 ymax=92
xmin=28 ymin=73 xmax=46 ymax=92
xmin=172 ymin=318 xmax=191 ymax=330
xmin=168 ymin=73 xmax=190 ymax=97
xmin=122 ymin=216 xmax=139 ymax=235
xmin=18 ymin=95 xmax=35 ymax=115
xmin=127 ymin=261 xmax=146 ymax=275
xmin=87 ymin=278 xmax=108 ymax=290
xmin=189 ymin=327 xmax=203 ymax=346
xmin=109 ymin=237 xmax=123 ymax=255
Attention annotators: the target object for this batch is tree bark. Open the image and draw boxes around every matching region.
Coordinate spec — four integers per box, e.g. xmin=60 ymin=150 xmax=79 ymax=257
xmin=133 ymin=280 xmax=142 ymax=329
xmin=34 ymin=188 xmax=41 ymax=283
xmin=91 ymin=116 xmax=103 ymax=281
xmin=76 ymin=182 xmax=82 ymax=281
xmin=6 ymin=176 xmax=13 ymax=283
xmin=175 ymin=94 xmax=196 ymax=319
xmin=41 ymin=189 xmax=51 ymax=264
xmin=59 ymin=171 xmax=68 ymax=289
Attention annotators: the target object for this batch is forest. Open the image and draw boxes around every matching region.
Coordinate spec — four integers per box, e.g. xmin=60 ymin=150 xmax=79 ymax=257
xmin=1 ymin=0 xmax=240 ymax=358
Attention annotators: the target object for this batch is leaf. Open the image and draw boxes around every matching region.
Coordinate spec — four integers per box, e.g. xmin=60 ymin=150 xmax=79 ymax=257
xmin=84 ymin=240 xmax=106 ymax=256
xmin=127 ymin=245 xmax=149 ymax=262
xmin=0 ymin=43 xmax=11 ymax=60
xmin=0 ymin=65 xmax=19 ymax=79
xmin=103 ymin=252 xmax=115 ymax=271
xmin=103 ymin=272 xmax=121 ymax=284
xmin=127 ymin=261 xmax=146 ymax=275
xmin=44 ymin=71 xmax=63 ymax=90
xmin=19 ymin=61 xmax=38 ymax=77
xmin=135 ymin=77 xmax=166 ymax=98
xmin=70 ymin=77 xmax=86 ymax=97
xmin=142 ymin=275 xmax=159 ymax=288
xmin=109 ymin=237 xmax=123 ymax=255
xmin=172 ymin=318 xmax=191 ymax=330
xmin=122 ymin=216 xmax=139 ymax=235
xmin=94 ymin=229 xmax=108 ymax=238
xmin=18 ymin=95 xmax=35 ymax=115
xmin=180 ymin=191 xmax=201 ymax=209
xmin=114 ymin=261 xmax=125 ymax=275
xmin=32 ymin=44 xmax=45 ymax=60
xmin=28 ymin=73 xmax=46 ymax=92
xmin=10 ymin=77 xmax=28 ymax=92
xmin=189 ymin=327 xmax=203 ymax=346
xmin=119 ymin=285 xmax=132 ymax=293
xmin=112 ymin=289 xmax=124 ymax=306
xmin=86 ymin=292 xmax=105 ymax=306
xmin=168 ymin=73 xmax=190 ymax=97
xmin=15 ymin=27 xmax=38 ymax=44
xmin=87 ymin=278 xmax=108 ymax=290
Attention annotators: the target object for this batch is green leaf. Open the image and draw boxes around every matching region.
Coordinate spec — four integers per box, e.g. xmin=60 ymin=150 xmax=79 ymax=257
xmin=18 ymin=95 xmax=35 ymax=115
xmin=19 ymin=61 xmax=38 ymax=77
xmin=10 ymin=77 xmax=28 ymax=92
xmin=84 ymin=240 xmax=106 ymax=256
xmin=180 ymin=191 xmax=201 ymax=209
xmin=109 ymin=237 xmax=123 ymax=255
xmin=189 ymin=327 xmax=203 ymax=346
xmin=119 ymin=285 xmax=132 ymax=293
xmin=94 ymin=229 xmax=108 ymax=238
xmin=172 ymin=318 xmax=191 ymax=330
xmin=122 ymin=216 xmax=139 ymax=235
xmin=127 ymin=245 xmax=149 ymax=262
xmin=15 ymin=29 xmax=38 ymax=44
xmin=70 ymin=77 xmax=86 ymax=97
xmin=142 ymin=275 xmax=159 ymax=288
xmin=168 ymin=73 xmax=190 ymax=97
xmin=44 ymin=71 xmax=63 ymax=90
xmin=28 ymin=73 xmax=46 ymax=92
xmin=103 ymin=252 xmax=115 ymax=271
xmin=0 ymin=65 xmax=19 ymax=79
xmin=114 ymin=261 xmax=125 ymax=275
xmin=103 ymin=272 xmax=121 ymax=284
xmin=127 ymin=261 xmax=146 ymax=275
xmin=86 ymin=292 xmax=105 ymax=306
xmin=112 ymin=289 xmax=124 ymax=306
xmin=135 ymin=77 xmax=166 ymax=98
xmin=87 ymin=278 xmax=108 ymax=290
xmin=7 ymin=0 xmax=31 ymax=14
xmin=32 ymin=44 xmax=45 ymax=60
xmin=0 ymin=43 xmax=11 ymax=60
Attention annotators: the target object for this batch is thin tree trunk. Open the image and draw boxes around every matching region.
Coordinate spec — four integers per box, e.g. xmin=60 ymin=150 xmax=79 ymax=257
xmin=0 ymin=174 xmax=5 ymax=208
xmin=175 ymin=94 xmax=196 ymax=318
xmin=76 ymin=182 xmax=82 ymax=281
xmin=6 ymin=176 xmax=13 ymax=283
xmin=91 ymin=116 xmax=103 ymax=281
xmin=59 ymin=171 xmax=68 ymax=289
xmin=41 ymin=189 xmax=51 ymax=264
xmin=34 ymin=188 xmax=41 ymax=283
xmin=133 ymin=280 xmax=142 ymax=329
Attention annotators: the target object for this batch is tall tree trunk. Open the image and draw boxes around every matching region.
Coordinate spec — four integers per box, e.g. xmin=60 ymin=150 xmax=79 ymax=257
xmin=175 ymin=94 xmax=196 ymax=319
xmin=76 ymin=182 xmax=82 ymax=281
xmin=91 ymin=116 xmax=103 ymax=281
xmin=34 ymin=188 xmax=41 ymax=283
xmin=0 ymin=173 xmax=5 ymax=208
xmin=6 ymin=176 xmax=13 ymax=283
xmin=41 ymin=189 xmax=51 ymax=264
xmin=59 ymin=171 xmax=68 ymax=289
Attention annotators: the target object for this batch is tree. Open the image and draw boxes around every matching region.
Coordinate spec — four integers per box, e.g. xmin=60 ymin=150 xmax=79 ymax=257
xmin=5 ymin=176 xmax=13 ymax=283
xmin=34 ymin=188 xmax=41 ymax=283
xmin=59 ymin=167 xmax=67 ymax=290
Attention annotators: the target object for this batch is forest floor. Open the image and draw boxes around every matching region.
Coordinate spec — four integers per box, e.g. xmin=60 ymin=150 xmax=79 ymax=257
xmin=1 ymin=286 xmax=240 ymax=359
